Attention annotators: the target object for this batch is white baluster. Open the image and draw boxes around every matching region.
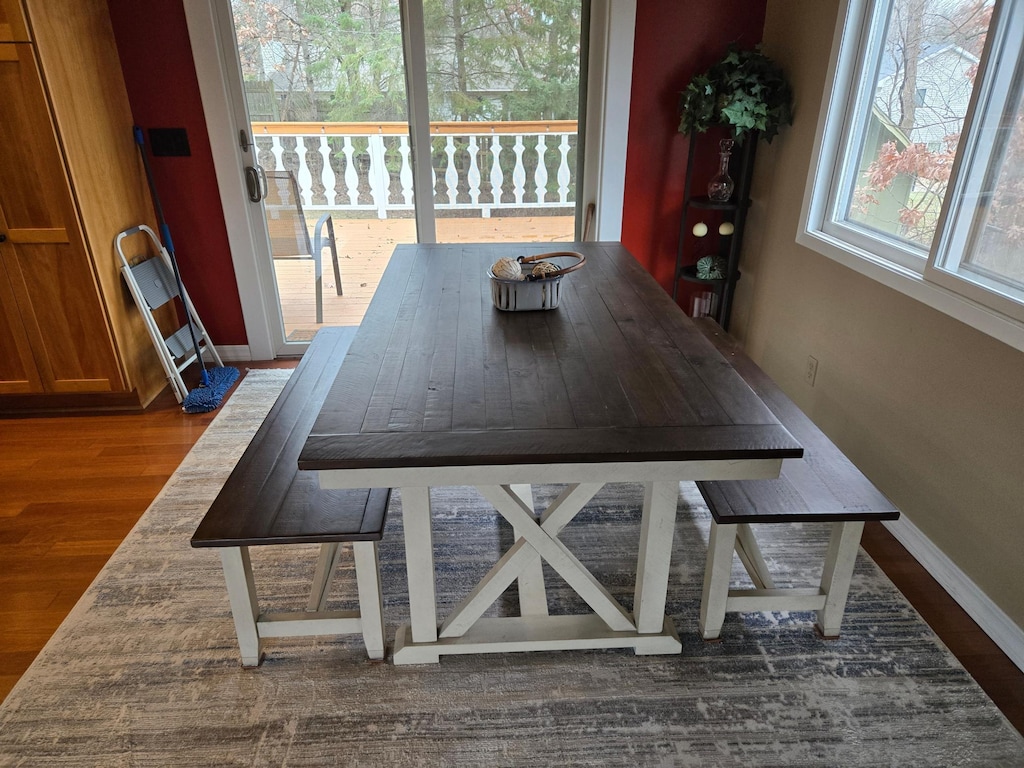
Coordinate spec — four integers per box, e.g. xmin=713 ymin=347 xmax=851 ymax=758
xmin=558 ymin=134 xmax=572 ymax=204
xmin=489 ymin=135 xmax=504 ymax=213
xmin=319 ymin=134 xmax=336 ymax=206
xmin=270 ymin=136 xmax=285 ymax=171
xmin=398 ymin=136 xmax=413 ymax=207
xmin=266 ymin=124 xmax=580 ymax=215
xmin=342 ymin=137 xmax=359 ymax=206
xmin=368 ymin=133 xmax=390 ymax=219
xmin=444 ymin=136 xmax=458 ymax=206
xmin=534 ymin=134 xmax=548 ymax=205
xmin=467 ymin=135 xmax=481 ymax=207
xmin=295 ymin=138 xmax=312 ymax=207
xmin=512 ymin=135 xmax=526 ymax=205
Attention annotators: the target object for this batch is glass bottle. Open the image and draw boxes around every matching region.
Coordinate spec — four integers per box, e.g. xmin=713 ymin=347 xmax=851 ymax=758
xmin=707 ymin=138 xmax=735 ymax=202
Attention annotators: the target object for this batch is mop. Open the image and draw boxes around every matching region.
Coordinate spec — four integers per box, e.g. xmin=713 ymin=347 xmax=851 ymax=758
xmin=133 ymin=126 xmax=239 ymax=413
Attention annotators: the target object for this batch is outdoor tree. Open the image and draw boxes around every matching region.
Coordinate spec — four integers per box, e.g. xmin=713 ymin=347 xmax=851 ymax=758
xmin=232 ymin=0 xmax=324 ymax=120
xmin=232 ymin=0 xmax=407 ymax=122
xmin=230 ymin=0 xmax=580 ymax=123
xmin=856 ymin=0 xmax=993 ymax=246
xmin=417 ymin=0 xmax=581 ymax=121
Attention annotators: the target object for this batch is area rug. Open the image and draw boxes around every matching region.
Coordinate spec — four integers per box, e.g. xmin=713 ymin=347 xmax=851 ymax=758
xmin=0 ymin=370 xmax=1021 ymax=767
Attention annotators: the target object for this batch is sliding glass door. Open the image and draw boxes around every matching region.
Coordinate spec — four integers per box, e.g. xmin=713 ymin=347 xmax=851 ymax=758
xmin=223 ymin=0 xmax=582 ymax=349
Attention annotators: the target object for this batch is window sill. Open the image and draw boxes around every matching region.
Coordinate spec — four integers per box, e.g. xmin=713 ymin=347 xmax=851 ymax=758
xmin=796 ymin=228 xmax=1024 ymax=354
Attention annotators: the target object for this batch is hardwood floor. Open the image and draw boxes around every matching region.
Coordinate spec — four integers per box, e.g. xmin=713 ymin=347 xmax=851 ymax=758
xmin=1 ymin=372 xmax=1021 ymax=737
xmin=0 ymin=366 xmax=284 ymax=701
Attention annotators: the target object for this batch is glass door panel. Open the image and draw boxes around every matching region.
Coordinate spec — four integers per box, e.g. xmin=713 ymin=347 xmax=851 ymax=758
xmin=229 ymin=0 xmax=413 ymax=341
xmin=227 ymin=0 xmax=582 ymax=344
xmin=421 ymin=1 xmax=582 ymax=244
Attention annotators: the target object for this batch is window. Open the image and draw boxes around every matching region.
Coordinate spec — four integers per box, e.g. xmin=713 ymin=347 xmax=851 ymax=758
xmin=801 ymin=0 xmax=1024 ymax=351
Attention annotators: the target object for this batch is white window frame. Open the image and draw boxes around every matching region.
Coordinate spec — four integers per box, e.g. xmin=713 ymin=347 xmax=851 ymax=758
xmin=799 ymin=0 xmax=1024 ymax=353
xmin=926 ymin=0 xmax=1024 ymax=317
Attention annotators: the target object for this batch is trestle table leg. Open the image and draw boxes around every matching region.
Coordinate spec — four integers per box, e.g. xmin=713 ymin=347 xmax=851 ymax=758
xmin=633 ymin=481 xmax=681 ymax=637
xmin=401 ymin=486 xmax=438 ymax=644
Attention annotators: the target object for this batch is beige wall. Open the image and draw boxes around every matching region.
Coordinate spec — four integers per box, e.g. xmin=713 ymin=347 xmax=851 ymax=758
xmin=734 ymin=0 xmax=1024 ymax=631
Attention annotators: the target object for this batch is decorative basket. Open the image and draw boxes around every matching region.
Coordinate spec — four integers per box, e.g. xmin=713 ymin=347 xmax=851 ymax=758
xmin=488 ymin=251 xmax=586 ymax=311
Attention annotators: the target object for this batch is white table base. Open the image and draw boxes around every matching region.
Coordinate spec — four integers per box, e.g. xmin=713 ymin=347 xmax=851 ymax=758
xmin=392 ymin=480 xmax=684 ymax=665
xmin=317 ymin=458 xmax=784 ymax=665
xmin=393 ymin=615 xmax=682 ymax=664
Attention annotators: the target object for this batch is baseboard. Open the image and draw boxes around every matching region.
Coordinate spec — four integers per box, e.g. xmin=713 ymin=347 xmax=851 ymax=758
xmin=883 ymin=515 xmax=1024 ymax=675
xmin=214 ymin=345 xmax=253 ymax=363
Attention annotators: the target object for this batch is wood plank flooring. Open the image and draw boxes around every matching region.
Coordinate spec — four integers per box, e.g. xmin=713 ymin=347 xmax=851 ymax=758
xmin=1 ymin=369 xmax=1021 ymax=737
xmin=0 ymin=382 xmax=223 ymax=698
xmin=274 ymin=215 xmax=574 ymax=335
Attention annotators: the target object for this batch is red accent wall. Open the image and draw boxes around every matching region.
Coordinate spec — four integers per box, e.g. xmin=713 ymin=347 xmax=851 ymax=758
xmin=622 ymin=1 xmax=766 ymax=307
xmin=107 ymin=0 xmax=247 ymax=346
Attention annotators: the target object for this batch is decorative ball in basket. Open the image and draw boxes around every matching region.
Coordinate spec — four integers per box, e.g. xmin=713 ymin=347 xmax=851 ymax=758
xmin=488 ymin=252 xmax=586 ymax=311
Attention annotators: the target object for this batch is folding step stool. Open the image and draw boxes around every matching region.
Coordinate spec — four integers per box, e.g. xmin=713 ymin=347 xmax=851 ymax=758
xmin=115 ymin=224 xmax=225 ymax=404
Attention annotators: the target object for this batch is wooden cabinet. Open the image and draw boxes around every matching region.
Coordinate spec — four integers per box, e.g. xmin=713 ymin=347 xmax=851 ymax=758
xmin=0 ymin=0 xmax=28 ymax=41
xmin=672 ymin=133 xmax=757 ymax=331
xmin=0 ymin=0 xmax=170 ymax=411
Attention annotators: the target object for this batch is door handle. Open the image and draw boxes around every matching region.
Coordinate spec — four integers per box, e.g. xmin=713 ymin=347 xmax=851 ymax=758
xmin=0 ymin=233 xmax=7 ymax=243
xmin=244 ymin=165 xmax=265 ymax=202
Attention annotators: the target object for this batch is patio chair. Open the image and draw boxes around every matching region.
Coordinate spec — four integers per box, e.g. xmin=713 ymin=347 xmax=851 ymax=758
xmin=263 ymin=169 xmax=343 ymax=323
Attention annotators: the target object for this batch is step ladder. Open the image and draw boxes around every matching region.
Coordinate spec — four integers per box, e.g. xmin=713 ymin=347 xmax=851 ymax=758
xmin=115 ymin=225 xmax=224 ymax=404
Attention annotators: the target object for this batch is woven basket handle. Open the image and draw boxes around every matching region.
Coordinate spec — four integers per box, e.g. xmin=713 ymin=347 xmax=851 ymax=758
xmin=517 ymin=251 xmax=587 ymax=280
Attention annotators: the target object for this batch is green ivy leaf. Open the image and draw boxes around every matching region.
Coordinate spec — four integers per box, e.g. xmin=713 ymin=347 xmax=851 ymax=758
xmin=677 ymin=45 xmax=793 ymax=142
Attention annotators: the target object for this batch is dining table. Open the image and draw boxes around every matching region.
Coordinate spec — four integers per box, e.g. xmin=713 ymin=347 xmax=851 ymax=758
xmin=298 ymin=241 xmax=802 ymax=664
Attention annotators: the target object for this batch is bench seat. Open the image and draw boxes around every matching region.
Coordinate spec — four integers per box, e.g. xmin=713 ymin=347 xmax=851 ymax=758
xmin=191 ymin=327 xmax=390 ymax=666
xmin=694 ymin=319 xmax=899 ymax=640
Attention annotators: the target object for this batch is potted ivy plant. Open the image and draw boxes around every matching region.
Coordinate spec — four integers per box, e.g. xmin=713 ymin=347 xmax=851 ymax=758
xmin=678 ymin=46 xmax=793 ymax=143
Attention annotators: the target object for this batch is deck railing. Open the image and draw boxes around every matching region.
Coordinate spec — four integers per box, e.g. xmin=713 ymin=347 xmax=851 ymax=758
xmin=251 ymin=120 xmax=578 ymax=218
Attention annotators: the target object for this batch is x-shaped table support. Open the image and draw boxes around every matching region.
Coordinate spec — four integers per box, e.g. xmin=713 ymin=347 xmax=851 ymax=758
xmin=393 ymin=480 xmax=683 ymax=664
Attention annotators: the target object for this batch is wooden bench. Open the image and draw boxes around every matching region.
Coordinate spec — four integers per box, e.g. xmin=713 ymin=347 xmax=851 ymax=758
xmin=191 ymin=327 xmax=390 ymax=667
xmin=694 ymin=319 xmax=899 ymax=640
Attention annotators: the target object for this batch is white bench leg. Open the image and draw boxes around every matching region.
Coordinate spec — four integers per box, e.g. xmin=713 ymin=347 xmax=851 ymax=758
xmin=699 ymin=522 xmax=738 ymax=640
xmin=735 ymin=523 xmax=776 ymax=589
xmin=816 ymin=520 xmax=865 ymax=638
xmin=352 ymin=540 xmax=386 ymax=660
xmin=219 ymin=546 xmax=264 ymax=667
xmin=307 ymin=542 xmax=343 ymax=612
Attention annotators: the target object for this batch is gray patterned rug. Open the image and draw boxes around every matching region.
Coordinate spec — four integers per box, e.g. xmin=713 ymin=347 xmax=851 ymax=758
xmin=1 ymin=369 xmax=1021 ymax=767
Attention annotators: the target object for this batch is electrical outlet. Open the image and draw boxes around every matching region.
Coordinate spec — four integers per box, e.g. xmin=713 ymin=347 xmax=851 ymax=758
xmin=805 ymin=355 xmax=819 ymax=386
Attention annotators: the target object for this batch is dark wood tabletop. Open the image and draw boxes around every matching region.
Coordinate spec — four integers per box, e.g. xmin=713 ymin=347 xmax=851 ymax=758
xmin=298 ymin=242 xmax=802 ymax=471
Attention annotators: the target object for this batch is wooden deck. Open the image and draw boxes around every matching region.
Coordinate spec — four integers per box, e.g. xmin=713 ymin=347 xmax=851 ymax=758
xmin=273 ymin=214 xmax=575 ymax=340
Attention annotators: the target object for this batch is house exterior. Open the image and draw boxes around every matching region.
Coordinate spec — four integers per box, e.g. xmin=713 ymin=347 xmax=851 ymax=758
xmin=875 ymin=42 xmax=979 ymax=150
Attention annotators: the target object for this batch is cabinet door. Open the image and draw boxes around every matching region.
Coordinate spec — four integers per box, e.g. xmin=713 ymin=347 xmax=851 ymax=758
xmin=0 ymin=241 xmax=42 ymax=394
xmin=0 ymin=42 xmax=123 ymax=394
xmin=0 ymin=0 xmax=30 ymax=42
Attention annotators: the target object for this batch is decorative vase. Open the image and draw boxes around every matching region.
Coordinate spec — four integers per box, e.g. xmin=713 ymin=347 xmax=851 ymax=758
xmin=707 ymin=139 xmax=735 ymax=202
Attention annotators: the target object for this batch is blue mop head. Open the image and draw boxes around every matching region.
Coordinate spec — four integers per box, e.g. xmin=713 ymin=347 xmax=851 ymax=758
xmin=182 ymin=366 xmax=240 ymax=414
